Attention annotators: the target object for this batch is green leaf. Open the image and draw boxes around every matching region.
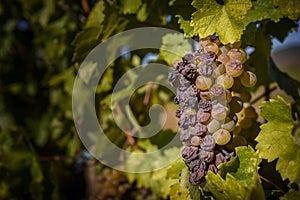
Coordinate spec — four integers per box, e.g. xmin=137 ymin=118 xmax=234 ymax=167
xmin=159 ymin=33 xmax=192 ymax=65
xmin=265 ymin=18 xmax=298 ymax=42
xmin=120 ymin=0 xmax=142 ymax=14
xmin=243 ymin=0 xmax=283 ymax=25
xmin=248 ymin=26 xmax=273 ymax=87
xmin=125 ymin=143 xmax=181 ymax=198
xmin=170 ymin=183 xmax=192 ymax=200
xmin=72 ymin=1 xmax=105 ymax=63
xmin=30 ymin=157 xmax=44 ymax=183
xmin=217 ymin=155 xmax=239 ymax=179
xmin=167 ymin=158 xmax=186 ymax=179
xmin=255 ymin=97 xmax=300 ymax=184
xmin=280 ymin=189 xmax=300 ymax=200
xmin=84 ymin=1 xmax=106 ymax=28
xmin=273 ymin=0 xmax=300 ymax=20
xmin=206 ymin=146 xmax=264 ymax=200
xmin=190 ymin=0 xmax=252 ymax=44
xmin=39 ymin=0 xmax=55 ymax=28
xmin=136 ymin=3 xmax=148 ymax=22
xmin=176 ymin=15 xmax=195 ymax=37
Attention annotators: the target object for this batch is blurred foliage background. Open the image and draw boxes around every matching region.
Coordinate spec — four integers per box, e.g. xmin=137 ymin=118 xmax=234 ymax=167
xmin=0 ymin=0 xmax=191 ymax=199
xmin=0 ymin=0 xmax=299 ymax=199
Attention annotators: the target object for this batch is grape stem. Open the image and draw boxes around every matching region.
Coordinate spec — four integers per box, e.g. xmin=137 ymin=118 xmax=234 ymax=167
xmin=143 ymin=84 xmax=152 ymax=105
xmin=259 ymin=175 xmax=285 ymax=194
xmin=250 ymin=86 xmax=277 ymax=104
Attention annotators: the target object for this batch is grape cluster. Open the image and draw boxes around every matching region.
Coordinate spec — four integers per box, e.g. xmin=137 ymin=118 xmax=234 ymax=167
xmin=168 ymin=35 xmax=257 ymax=186
xmin=92 ymin=168 xmax=130 ymax=200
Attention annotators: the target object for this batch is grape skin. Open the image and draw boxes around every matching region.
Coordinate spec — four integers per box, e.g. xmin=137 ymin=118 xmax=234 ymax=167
xmin=240 ymin=71 xmax=257 ymax=87
xmin=213 ymin=129 xmax=231 ymax=145
xmin=225 ymin=60 xmax=244 ymax=77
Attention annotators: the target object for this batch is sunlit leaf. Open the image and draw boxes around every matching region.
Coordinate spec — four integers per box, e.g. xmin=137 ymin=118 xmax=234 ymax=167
xmin=191 ymin=0 xmax=252 ymax=44
xmin=206 ymin=146 xmax=264 ymax=200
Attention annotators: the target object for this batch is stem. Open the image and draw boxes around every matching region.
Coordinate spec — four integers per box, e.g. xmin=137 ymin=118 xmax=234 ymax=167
xmin=250 ymin=86 xmax=277 ymax=104
xmin=260 ymin=175 xmax=285 ymax=194
xmin=143 ymin=84 xmax=152 ymax=105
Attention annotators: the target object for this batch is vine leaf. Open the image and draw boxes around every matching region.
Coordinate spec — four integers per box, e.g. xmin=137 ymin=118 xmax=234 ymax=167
xmin=167 ymin=158 xmax=186 ymax=179
xmin=170 ymin=183 xmax=192 ymax=200
xmin=248 ymin=26 xmax=273 ymax=87
xmin=119 ymin=0 xmax=142 ymax=14
xmin=243 ymin=0 xmax=283 ymax=25
xmin=190 ymin=0 xmax=252 ymax=44
xmin=273 ymin=0 xmax=300 ymax=20
xmin=176 ymin=15 xmax=195 ymax=37
xmin=159 ymin=33 xmax=192 ymax=65
xmin=206 ymin=146 xmax=264 ymax=200
xmin=255 ymin=97 xmax=300 ymax=184
xmin=125 ymin=140 xmax=181 ymax=198
xmin=280 ymin=189 xmax=300 ymax=200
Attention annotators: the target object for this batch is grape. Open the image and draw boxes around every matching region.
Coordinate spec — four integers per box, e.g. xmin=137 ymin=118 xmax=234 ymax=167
xmin=204 ymin=42 xmax=219 ymax=54
xmin=200 ymin=135 xmax=216 ymax=152
xmin=219 ymin=46 xmax=229 ymax=54
xmin=211 ymin=103 xmax=228 ymax=121
xmin=244 ymin=106 xmax=258 ymax=119
xmin=236 ymin=104 xmax=257 ymax=129
xmin=191 ymin=136 xmax=202 ymax=146
xmin=240 ymin=71 xmax=257 ymax=87
xmin=212 ymin=63 xmax=225 ymax=78
xmin=227 ymin=48 xmax=247 ymax=63
xmin=196 ymin=75 xmax=212 ymax=90
xmin=197 ymin=109 xmax=211 ymax=124
xmin=187 ymin=158 xmax=203 ymax=172
xmin=228 ymin=96 xmax=243 ymax=114
xmin=210 ymin=83 xmax=225 ymax=98
xmin=180 ymin=63 xmax=197 ymax=81
xmin=199 ymin=38 xmax=210 ymax=49
xmin=207 ymin=119 xmax=220 ymax=133
xmin=213 ymin=129 xmax=231 ymax=145
xmin=175 ymin=106 xmax=183 ymax=118
xmin=221 ymin=119 xmax=236 ymax=132
xmin=209 ymin=35 xmax=220 ymax=45
xmin=231 ymin=135 xmax=247 ymax=146
xmin=236 ymin=108 xmax=252 ymax=129
xmin=232 ymin=124 xmax=242 ymax=135
xmin=189 ymin=167 xmax=205 ymax=185
xmin=168 ymin=69 xmax=181 ymax=88
xmin=200 ymin=90 xmax=212 ymax=101
xmin=199 ymin=60 xmax=213 ymax=77
xmin=233 ymin=89 xmax=251 ymax=102
xmin=173 ymin=60 xmax=181 ymax=68
xmin=182 ymin=146 xmax=200 ymax=161
xmin=198 ymin=99 xmax=212 ymax=112
xmin=194 ymin=123 xmax=208 ymax=137
xmin=215 ymin=73 xmax=234 ymax=89
xmin=217 ymin=53 xmax=230 ymax=65
xmin=225 ymin=89 xmax=232 ymax=103
xmin=180 ymin=129 xmax=191 ymax=142
xmin=225 ymin=60 xmax=244 ymax=77
xmin=199 ymin=150 xmax=214 ymax=163
xmin=194 ymin=49 xmax=217 ymax=62
xmin=182 ymin=53 xmax=194 ymax=63
xmin=230 ymin=77 xmax=242 ymax=92
xmin=215 ymin=152 xmax=227 ymax=167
